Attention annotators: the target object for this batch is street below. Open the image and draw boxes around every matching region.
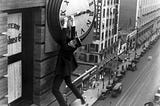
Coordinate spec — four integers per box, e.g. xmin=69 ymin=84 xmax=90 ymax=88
xmin=93 ymin=38 xmax=160 ymax=106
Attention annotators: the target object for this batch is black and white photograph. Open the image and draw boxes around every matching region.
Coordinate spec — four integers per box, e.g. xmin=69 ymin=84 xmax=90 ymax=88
xmin=0 ymin=0 xmax=160 ymax=106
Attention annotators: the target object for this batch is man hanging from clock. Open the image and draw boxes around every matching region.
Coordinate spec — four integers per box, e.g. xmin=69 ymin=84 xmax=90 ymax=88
xmin=52 ymin=16 xmax=86 ymax=106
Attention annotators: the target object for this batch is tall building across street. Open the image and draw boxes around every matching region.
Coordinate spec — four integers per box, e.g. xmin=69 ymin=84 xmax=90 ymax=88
xmin=75 ymin=0 xmax=120 ymax=67
xmin=119 ymin=0 xmax=160 ymax=53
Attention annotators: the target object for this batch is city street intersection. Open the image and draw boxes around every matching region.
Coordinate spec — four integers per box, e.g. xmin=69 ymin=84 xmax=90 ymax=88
xmin=92 ymin=38 xmax=160 ymax=106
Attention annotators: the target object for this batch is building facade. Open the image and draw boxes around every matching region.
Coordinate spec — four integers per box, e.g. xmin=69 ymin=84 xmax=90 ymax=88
xmin=75 ymin=0 xmax=120 ymax=65
xmin=118 ymin=0 xmax=160 ymax=75
xmin=136 ymin=0 xmax=160 ymax=49
xmin=120 ymin=0 xmax=160 ymax=50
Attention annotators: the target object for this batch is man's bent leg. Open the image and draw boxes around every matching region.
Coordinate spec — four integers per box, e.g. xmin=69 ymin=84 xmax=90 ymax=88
xmin=64 ymin=76 xmax=86 ymax=104
xmin=52 ymin=75 xmax=68 ymax=106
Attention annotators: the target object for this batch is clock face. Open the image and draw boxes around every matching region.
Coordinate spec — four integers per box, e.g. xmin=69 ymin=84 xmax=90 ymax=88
xmin=59 ymin=0 xmax=95 ymax=39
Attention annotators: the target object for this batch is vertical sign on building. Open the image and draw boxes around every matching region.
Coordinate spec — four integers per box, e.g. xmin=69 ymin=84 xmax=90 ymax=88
xmin=7 ymin=13 xmax=22 ymax=103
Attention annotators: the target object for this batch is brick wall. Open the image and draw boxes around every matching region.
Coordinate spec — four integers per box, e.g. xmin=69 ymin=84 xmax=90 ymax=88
xmin=0 ymin=13 xmax=8 ymax=106
xmin=32 ymin=7 xmax=61 ymax=106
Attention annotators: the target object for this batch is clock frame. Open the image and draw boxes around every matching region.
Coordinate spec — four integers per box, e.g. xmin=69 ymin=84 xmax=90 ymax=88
xmin=47 ymin=0 xmax=95 ymax=44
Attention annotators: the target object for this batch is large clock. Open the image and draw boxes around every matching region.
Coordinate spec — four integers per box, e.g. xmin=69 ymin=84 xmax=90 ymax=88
xmin=47 ymin=0 xmax=95 ymax=45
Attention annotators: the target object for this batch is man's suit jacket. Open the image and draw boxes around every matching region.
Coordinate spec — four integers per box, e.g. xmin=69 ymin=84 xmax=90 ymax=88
xmin=54 ymin=27 xmax=80 ymax=76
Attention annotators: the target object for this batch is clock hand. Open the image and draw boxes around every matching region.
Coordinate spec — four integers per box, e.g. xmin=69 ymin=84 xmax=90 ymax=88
xmin=74 ymin=9 xmax=92 ymax=17
xmin=63 ymin=10 xmax=91 ymax=18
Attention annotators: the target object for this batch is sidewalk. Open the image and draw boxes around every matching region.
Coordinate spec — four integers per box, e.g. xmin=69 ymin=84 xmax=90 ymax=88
xmin=70 ymin=40 xmax=152 ymax=106
xmin=70 ymin=78 xmax=110 ymax=106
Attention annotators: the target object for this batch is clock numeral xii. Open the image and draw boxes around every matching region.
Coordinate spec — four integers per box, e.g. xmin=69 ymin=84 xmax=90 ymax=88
xmin=64 ymin=0 xmax=69 ymax=5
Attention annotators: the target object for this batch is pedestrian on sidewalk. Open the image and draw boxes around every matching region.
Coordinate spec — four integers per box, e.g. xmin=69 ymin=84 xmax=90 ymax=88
xmin=52 ymin=16 xmax=85 ymax=106
xmin=148 ymin=56 xmax=152 ymax=61
xmin=101 ymin=75 xmax=105 ymax=89
xmin=92 ymin=79 xmax=96 ymax=89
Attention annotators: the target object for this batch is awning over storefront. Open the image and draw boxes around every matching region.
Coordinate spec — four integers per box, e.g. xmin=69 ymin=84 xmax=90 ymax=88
xmin=137 ymin=32 xmax=150 ymax=45
xmin=71 ymin=64 xmax=94 ymax=81
xmin=137 ymin=31 xmax=152 ymax=45
xmin=104 ymin=56 xmax=122 ymax=72
xmin=141 ymin=35 xmax=146 ymax=43
xmin=99 ymin=52 xmax=117 ymax=68
xmin=118 ymin=53 xmax=128 ymax=62
xmin=146 ymin=31 xmax=151 ymax=39
xmin=137 ymin=36 xmax=143 ymax=45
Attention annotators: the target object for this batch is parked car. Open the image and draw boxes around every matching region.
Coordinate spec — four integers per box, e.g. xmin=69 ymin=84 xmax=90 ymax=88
xmin=154 ymin=93 xmax=160 ymax=104
xmin=154 ymin=87 xmax=160 ymax=104
xmin=127 ymin=64 xmax=136 ymax=71
xmin=111 ymin=82 xmax=122 ymax=97
xmin=144 ymin=102 xmax=154 ymax=106
xmin=148 ymin=56 xmax=152 ymax=61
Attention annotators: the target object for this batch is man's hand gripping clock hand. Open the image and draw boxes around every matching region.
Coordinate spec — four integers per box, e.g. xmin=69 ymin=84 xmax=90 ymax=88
xmin=67 ymin=15 xmax=82 ymax=48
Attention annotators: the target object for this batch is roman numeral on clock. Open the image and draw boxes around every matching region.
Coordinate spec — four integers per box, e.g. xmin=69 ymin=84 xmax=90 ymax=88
xmin=60 ymin=10 xmax=66 ymax=16
xmin=89 ymin=12 xmax=94 ymax=16
xmin=81 ymin=28 xmax=85 ymax=34
xmin=89 ymin=1 xmax=94 ymax=6
xmin=87 ymin=20 xmax=92 ymax=27
xmin=64 ymin=0 xmax=69 ymax=5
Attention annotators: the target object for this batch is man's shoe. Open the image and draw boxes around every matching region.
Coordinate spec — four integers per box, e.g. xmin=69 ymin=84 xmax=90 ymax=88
xmin=81 ymin=98 xmax=86 ymax=105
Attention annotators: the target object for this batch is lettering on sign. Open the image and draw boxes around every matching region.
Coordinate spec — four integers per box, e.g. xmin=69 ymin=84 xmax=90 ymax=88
xmin=8 ymin=23 xmax=20 ymax=30
xmin=8 ymin=23 xmax=22 ymax=45
xmin=7 ymin=13 xmax=22 ymax=56
xmin=8 ymin=33 xmax=22 ymax=45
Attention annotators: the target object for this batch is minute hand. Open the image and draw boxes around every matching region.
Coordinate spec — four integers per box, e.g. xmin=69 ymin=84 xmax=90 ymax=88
xmin=74 ymin=9 xmax=92 ymax=17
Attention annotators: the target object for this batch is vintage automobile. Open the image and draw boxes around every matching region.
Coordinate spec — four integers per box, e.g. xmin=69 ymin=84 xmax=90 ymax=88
xmin=127 ymin=63 xmax=137 ymax=71
xmin=154 ymin=87 xmax=160 ymax=104
xmin=154 ymin=93 xmax=160 ymax=104
xmin=148 ymin=56 xmax=152 ymax=61
xmin=144 ymin=102 xmax=154 ymax=106
xmin=111 ymin=82 xmax=122 ymax=97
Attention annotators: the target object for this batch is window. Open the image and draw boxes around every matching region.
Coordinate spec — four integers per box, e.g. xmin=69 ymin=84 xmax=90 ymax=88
xmin=122 ymin=65 xmax=124 ymax=70
xmin=106 ymin=19 xmax=109 ymax=27
xmin=123 ymin=46 xmax=126 ymax=51
xmin=109 ymin=30 xmax=111 ymax=36
xmin=93 ymin=21 xmax=97 ymax=28
xmin=79 ymin=53 xmax=87 ymax=62
xmin=105 ymin=30 xmax=108 ymax=38
xmin=80 ymin=45 xmax=88 ymax=52
xmin=103 ymin=9 xmax=105 ymax=17
xmin=101 ymin=43 xmax=103 ymax=50
xmin=89 ymin=55 xmax=98 ymax=63
xmin=110 ymin=19 xmax=112 ymax=26
xmin=111 ymin=37 xmax=114 ymax=45
xmin=108 ymin=39 xmax=110 ymax=47
xmin=102 ymin=23 xmax=105 ymax=29
xmin=102 ymin=32 xmax=104 ymax=40
xmin=89 ymin=44 xmax=99 ymax=52
xmin=95 ymin=56 xmax=98 ymax=63
xmin=107 ymin=0 xmax=110 ymax=5
xmin=107 ymin=8 xmax=109 ymax=16
xmin=105 ymin=41 xmax=108 ymax=48
xmin=104 ymin=0 xmax=106 ymax=6
xmin=89 ymin=55 xmax=94 ymax=62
